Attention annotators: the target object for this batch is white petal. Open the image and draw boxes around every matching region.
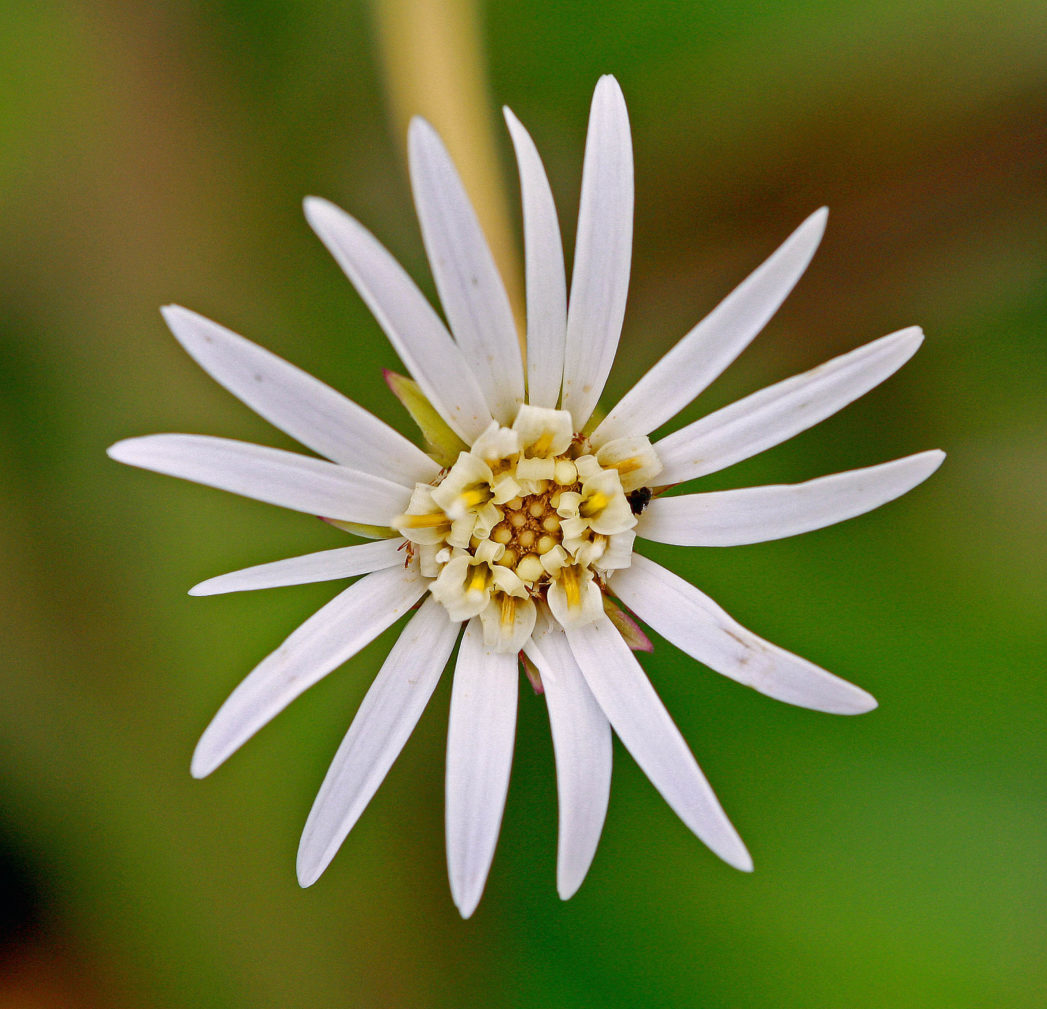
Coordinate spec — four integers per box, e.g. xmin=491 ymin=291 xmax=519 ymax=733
xmin=610 ymin=555 xmax=876 ymax=713
xmin=561 ymin=76 xmax=634 ymax=431
xmin=296 ymin=597 xmax=459 ymax=886
xmin=191 ymin=565 xmax=427 ymax=778
xmin=408 ymin=119 xmax=524 ymax=425
xmin=189 ymin=538 xmax=405 ymax=596
xmin=108 ymin=434 xmax=410 ymax=525
xmin=161 ymin=305 xmax=440 ymax=485
xmin=565 ymin=615 xmax=752 ymax=871
xmin=503 ymin=108 xmax=567 ymax=410
xmin=525 ymin=610 xmax=611 ymax=899
xmin=304 ymin=196 xmax=493 ymax=443
xmin=639 ymin=450 xmax=945 ymax=546
xmin=592 ymin=208 xmax=828 ymax=446
xmin=656 ymin=327 xmax=924 ymax=484
xmin=445 ymin=617 xmax=518 ymax=917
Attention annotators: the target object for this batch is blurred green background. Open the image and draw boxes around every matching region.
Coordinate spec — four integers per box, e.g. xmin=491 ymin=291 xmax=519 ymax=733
xmin=2 ymin=0 xmax=1045 ymax=1006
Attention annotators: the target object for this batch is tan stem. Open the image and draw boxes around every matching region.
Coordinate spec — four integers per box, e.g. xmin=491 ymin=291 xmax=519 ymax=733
xmin=371 ymin=0 xmax=526 ymax=356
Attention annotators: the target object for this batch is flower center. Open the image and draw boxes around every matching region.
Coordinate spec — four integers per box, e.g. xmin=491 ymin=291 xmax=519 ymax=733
xmin=490 ymin=486 xmax=570 ymax=580
xmin=393 ymin=404 xmax=662 ymax=652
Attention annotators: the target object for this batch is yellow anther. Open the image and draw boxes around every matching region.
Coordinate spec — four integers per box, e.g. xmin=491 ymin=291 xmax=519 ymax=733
xmin=614 ymin=456 xmax=643 ymax=475
xmin=492 ymin=523 xmax=512 ymax=545
xmin=518 ymin=529 xmax=536 ymax=548
xmin=562 ymin=565 xmax=582 ymax=609
xmin=467 ymin=565 xmax=488 ymax=593
xmin=541 ymin=514 xmax=560 ymax=533
xmin=579 ymin=492 xmax=610 ymax=518
xmin=395 ymin=512 xmax=448 ymax=529
xmin=528 ymin=501 xmax=545 ymax=519
xmin=461 ymin=487 xmax=490 ymax=508
xmin=500 ymin=592 xmax=516 ymax=627
xmin=531 ymin=431 xmax=554 ymax=456
xmin=537 ymin=534 xmax=556 ymax=554
xmin=510 ymin=512 xmax=527 ymax=529
xmin=501 ymin=548 xmax=518 ymax=569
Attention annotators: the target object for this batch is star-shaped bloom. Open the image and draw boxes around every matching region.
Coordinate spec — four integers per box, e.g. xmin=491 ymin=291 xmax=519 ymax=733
xmin=109 ymin=76 xmax=942 ymax=917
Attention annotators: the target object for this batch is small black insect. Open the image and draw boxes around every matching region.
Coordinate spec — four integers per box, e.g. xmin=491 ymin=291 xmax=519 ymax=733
xmin=627 ymin=486 xmax=652 ymax=515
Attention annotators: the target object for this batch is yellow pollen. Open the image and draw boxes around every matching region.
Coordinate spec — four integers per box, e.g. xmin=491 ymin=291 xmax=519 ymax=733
xmin=614 ymin=457 xmax=643 ymax=475
xmin=467 ymin=566 xmax=488 ymax=593
xmin=500 ymin=593 xmax=516 ymax=626
xmin=531 ymin=431 xmax=554 ymax=456
xmin=563 ymin=566 xmax=582 ymax=609
xmin=461 ymin=487 xmax=489 ymax=508
xmin=580 ymin=492 xmax=610 ymax=518
xmin=395 ymin=512 xmax=448 ymax=529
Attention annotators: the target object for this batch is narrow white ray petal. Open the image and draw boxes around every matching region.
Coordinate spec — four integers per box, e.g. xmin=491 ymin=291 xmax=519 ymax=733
xmin=561 ymin=75 xmax=633 ymax=431
xmin=189 ymin=539 xmax=405 ymax=596
xmin=191 ymin=565 xmax=427 ymax=778
xmin=108 ymin=434 xmax=410 ymax=525
xmin=504 ymin=108 xmax=567 ymax=410
xmin=611 ymin=556 xmax=876 ymax=713
xmin=566 ymin=615 xmax=752 ymax=871
xmin=161 ymin=305 xmax=440 ymax=485
xmin=304 ymin=196 xmax=493 ymax=443
xmin=592 ymin=208 xmax=828 ymax=447
xmin=408 ymin=119 xmax=524 ymax=424
xmin=639 ymin=450 xmax=945 ymax=547
xmin=525 ymin=610 xmax=611 ymax=899
xmin=656 ymin=327 xmax=923 ymax=484
xmin=297 ymin=597 xmax=459 ymax=886
xmin=446 ymin=617 xmax=518 ymax=918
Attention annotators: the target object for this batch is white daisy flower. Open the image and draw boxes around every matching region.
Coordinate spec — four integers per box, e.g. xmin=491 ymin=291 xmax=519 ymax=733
xmin=109 ymin=75 xmax=943 ymax=918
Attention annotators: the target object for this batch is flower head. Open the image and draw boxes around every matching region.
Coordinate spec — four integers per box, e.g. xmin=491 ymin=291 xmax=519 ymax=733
xmin=109 ymin=76 xmax=943 ymax=917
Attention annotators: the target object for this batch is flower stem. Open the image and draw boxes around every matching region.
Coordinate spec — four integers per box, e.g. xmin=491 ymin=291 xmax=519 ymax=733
xmin=370 ymin=0 xmax=525 ymax=354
